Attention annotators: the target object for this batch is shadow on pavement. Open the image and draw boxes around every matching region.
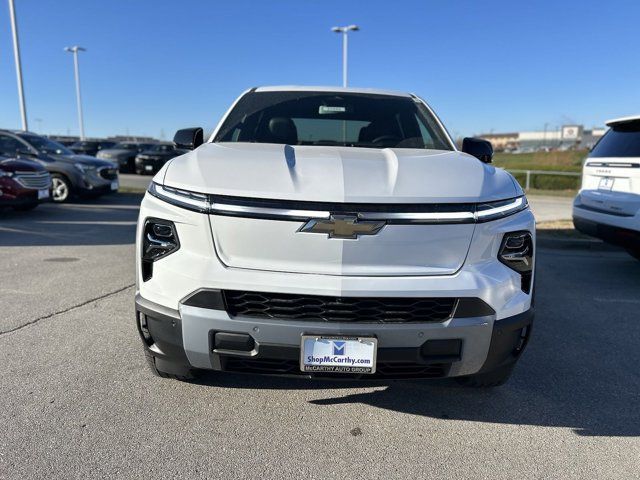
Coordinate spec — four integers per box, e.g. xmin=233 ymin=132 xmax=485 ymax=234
xmin=0 ymin=193 xmax=142 ymax=247
xmin=194 ymin=250 xmax=640 ymax=438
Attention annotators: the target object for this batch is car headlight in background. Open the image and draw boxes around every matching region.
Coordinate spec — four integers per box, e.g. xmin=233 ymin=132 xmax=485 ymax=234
xmin=141 ymin=218 xmax=180 ymax=281
xmin=74 ymin=163 xmax=96 ymax=174
xmin=498 ymin=231 xmax=534 ymax=293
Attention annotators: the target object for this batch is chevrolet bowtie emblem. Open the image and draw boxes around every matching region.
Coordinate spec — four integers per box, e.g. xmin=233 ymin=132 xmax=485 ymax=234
xmin=299 ymin=215 xmax=385 ymax=239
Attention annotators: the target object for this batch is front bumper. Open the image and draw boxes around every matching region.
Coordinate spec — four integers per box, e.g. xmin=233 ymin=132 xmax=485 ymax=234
xmin=0 ymin=178 xmax=50 ymax=206
xmin=573 ymin=192 xmax=640 ymax=249
xmin=135 ymin=158 xmax=165 ymax=174
xmin=75 ymin=171 xmax=119 ymax=195
xmin=136 ymin=293 xmax=534 ymax=379
xmin=136 ymin=192 xmax=536 ymax=379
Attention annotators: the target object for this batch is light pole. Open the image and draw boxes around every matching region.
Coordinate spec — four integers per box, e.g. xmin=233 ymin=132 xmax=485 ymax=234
xmin=8 ymin=0 xmax=28 ymax=131
xmin=331 ymin=25 xmax=359 ymax=87
xmin=64 ymin=46 xmax=86 ymax=139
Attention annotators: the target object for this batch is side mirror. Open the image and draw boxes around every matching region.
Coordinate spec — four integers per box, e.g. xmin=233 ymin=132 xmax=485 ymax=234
xmin=462 ymin=137 xmax=493 ymax=164
xmin=173 ymin=127 xmax=204 ymax=150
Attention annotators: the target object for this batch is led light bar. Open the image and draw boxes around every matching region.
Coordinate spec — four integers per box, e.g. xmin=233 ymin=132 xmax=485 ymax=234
xmin=209 ymin=201 xmax=331 ymax=221
xmin=475 ymin=196 xmax=527 ymax=222
xmin=149 ymin=182 xmax=528 ymax=224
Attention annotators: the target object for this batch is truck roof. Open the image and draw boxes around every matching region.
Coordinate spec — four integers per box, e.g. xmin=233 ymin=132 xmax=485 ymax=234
xmin=254 ymin=85 xmax=414 ymax=98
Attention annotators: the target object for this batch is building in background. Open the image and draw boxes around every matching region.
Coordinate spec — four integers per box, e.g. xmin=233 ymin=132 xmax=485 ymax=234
xmin=478 ymin=124 xmax=606 ymax=152
xmin=475 ymin=132 xmax=519 ymax=151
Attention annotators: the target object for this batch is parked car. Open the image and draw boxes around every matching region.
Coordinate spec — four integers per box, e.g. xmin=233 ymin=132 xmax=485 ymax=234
xmin=573 ymin=115 xmax=640 ymax=260
xmin=0 ymin=156 xmax=51 ymax=211
xmin=0 ymin=130 xmax=119 ymax=203
xmin=134 ymin=143 xmax=187 ymax=175
xmin=69 ymin=140 xmax=117 ymax=157
xmin=135 ymin=86 xmax=535 ymax=387
xmin=52 ymin=139 xmax=78 ymax=147
xmin=96 ymin=142 xmax=156 ymax=173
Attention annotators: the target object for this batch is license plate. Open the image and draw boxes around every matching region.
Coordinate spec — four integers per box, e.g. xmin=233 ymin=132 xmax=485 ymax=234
xmin=145 ymin=165 xmax=153 ymax=171
xmin=37 ymin=188 xmax=49 ymax=200
xmin=598 ymin=177 xmax=614 ymax=191
xmin=300 ymin=335 xmax=377 ymax=374
xmin=110 ymin=180 xmax=119 ymax=191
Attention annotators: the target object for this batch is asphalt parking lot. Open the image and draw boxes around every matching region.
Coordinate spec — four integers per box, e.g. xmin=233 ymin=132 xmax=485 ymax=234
xmin=1 ymin=194 xmax=639 ymax=479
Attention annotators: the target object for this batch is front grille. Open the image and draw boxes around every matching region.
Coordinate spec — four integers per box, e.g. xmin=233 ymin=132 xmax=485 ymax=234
xmin=223 ymin=290 xmax=457 ymax=323
xmin=14 ymin=171 xmax=51 ymax=189
xmin=98 ymin=167 xmax=118 ymax=180
xmin=223 ymin=357 xmax=450 ymax=378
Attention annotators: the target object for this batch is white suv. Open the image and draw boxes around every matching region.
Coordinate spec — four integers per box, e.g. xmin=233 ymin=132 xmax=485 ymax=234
xmin=135 ymin=86 xmax=535 ymax=387
xmin=573 ymin=116 xmax=640 ymax=260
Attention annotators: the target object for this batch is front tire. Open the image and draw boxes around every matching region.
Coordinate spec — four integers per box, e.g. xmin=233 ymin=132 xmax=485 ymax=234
xmin=51 ymin=174 xmax=72 ymax=203
xmin=455 ymin=364 xmax=515 ymax=388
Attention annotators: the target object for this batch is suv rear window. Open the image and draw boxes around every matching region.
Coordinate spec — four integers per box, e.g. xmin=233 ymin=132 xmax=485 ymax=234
xmin=591 ymin=122 xmax=640 ymax=157
xmin=214 ymin=91 xmax=453 ymax=150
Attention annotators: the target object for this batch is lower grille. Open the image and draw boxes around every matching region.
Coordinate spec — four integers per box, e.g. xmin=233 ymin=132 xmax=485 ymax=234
xmin=223 ymin=290 xmax=457 ymax=323
xmin=14 ymin=171 xmax=51 ymax=189
xmin=98 ymin=167 xmax=118 ymax=180
xmin=223 ymin=358 xmax=450 ymax=378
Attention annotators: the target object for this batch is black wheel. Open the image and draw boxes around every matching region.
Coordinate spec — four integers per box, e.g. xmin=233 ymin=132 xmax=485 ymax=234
xmin=455 ymin=363 xmax=515 ymax=388
xmin=625 ymin=248 xmax=640 ymax=261
xmin=13 ymin=203 xmax=38 ymax=211
xmin=51 ymin=174 xmax=72 ymax=203
xmin=143 ymin=349 xmax=196 ymax=381
xmin=135 ymin=167 xmax=143 ymax=175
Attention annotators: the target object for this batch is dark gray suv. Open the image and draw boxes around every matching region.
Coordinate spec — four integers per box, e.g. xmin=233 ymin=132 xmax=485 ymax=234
xmin=96 ymin=142 xmax=156 ymax=173
xmin=0 ymin=130 xmax=119 ymax=203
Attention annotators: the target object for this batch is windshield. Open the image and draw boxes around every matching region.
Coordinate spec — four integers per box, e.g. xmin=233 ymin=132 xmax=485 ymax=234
xmin=214 ymin=91 xmax=453 ymax=150
xmin=20 ymin=135 xmax=73 ymax=155
xmin=591 ymin=122 xmax=640 ymax=158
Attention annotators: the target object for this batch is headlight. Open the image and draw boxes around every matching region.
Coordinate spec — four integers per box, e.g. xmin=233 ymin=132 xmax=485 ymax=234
xmin=475 ymin=196 xmax=528 ymax=222
xmin=148 ymin=182 xmax=210 ymax=212
xmin=74 ymin=163 xmax=96 ymax=174
xmin=141 ymin=218 xmax=180 ymax=281
xmin=0 ymin=170 xmax=13 ymax=178
xmin=498 ymin=231 xmax=534 ymax=293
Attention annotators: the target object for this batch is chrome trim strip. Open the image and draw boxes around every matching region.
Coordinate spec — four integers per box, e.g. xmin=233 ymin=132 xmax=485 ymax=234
xmin=13 ymin=171 xmax=52 ymax=190
xmin=150 ymin=182 xmax=528 ymax=224
xmin=586 ymin=162 xmax=640 ymax=169
xmin=210 ymin=201 xmax=331 ymax=220
xmin=361 ymin=211 xmax=476 ymax=222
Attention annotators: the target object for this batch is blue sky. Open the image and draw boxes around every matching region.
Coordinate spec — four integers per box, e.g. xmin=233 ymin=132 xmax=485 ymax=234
xmin=1 ymin=0 xmax=638 ymax=139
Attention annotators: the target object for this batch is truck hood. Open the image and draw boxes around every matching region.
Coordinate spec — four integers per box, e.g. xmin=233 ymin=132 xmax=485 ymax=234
xmin=161 ymin=143 xmax=519 ymax=203
xmin=158 ymin=143 xmax=521 ymax=276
